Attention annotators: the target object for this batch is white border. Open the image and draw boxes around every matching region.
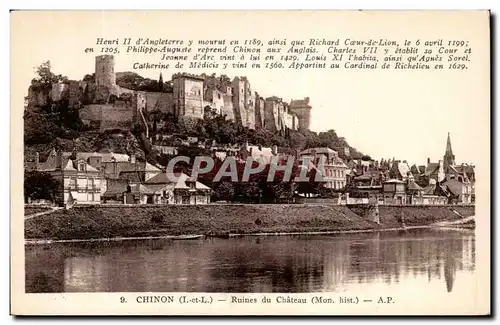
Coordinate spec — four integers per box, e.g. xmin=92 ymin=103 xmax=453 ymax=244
xmin=3 ymin=1 xmax=497 ymax=324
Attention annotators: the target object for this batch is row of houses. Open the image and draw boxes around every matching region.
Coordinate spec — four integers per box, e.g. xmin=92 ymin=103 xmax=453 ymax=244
xmin=344 ymin=133 xmax=474 ymax=205
xmin=25 ymin=133 xmax=474 ymax=207
xmin=28 ymin=149 xmax=212 ymax=207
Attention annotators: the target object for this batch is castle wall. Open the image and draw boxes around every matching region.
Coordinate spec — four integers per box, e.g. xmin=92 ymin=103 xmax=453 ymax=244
xmin=27 ymin=86 xmax=50 ymax=108
xmin=244 ymin=85 xmax=256 ymax=129
xmin=100 ymin=104 xmax=135 ymax=131
xmin=68 ymin=80 xmax=82 ymax=107
xmin=292 ymin=114 xmax=299 ymax=131
xmin=94 ymin=85 xmax=110 ymax=104
xmin=51 ymin=83 xmax=68 ymax=102
xmin=79 ymin=104 xmax=105 ymax=129
xmin=204 ymin=89 xmax=225 ymax=116
xmin=289 ymin=97 xmax=312 ymax=133
xmin=292 ymin=108 xmax=311 ymax=132
xmin=231 ymin=78 xmax=245 ymax=126
xmin=80 ymin=101 xmax=135 ymax=131
xmin=284 ymin=111 xmax=295 ymax=130
xmin=26 ymin=54 xmax=312 ymax=134
xmin=155 ymin=93 xmax=174 ymax=114
xmin=254 ymin=96 xmax=265 ymax=129
xmin=221 ymin=94 xmax=235 ymax=120
xmin=264 ymin=100 xmax=279 ymax=132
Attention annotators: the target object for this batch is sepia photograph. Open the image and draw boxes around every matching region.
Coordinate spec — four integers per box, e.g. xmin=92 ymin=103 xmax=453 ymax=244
xmin=10 ymin=10 xmax=490 ymax=315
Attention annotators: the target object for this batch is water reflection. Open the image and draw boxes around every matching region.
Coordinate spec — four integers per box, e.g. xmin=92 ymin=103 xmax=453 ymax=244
xmin=25 ymin=229 xmax=475 ymax=293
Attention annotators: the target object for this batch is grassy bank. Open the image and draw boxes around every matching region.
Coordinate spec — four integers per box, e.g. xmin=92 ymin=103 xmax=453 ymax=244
xmin=378 ymin=205 xmax=475 ymax=228
xmin=24 ymin=204 xmax=475 ymax=241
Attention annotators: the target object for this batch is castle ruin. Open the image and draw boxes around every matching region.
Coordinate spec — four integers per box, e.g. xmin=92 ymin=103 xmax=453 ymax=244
xmin=27 ymin=55 xmax=313 ymax=134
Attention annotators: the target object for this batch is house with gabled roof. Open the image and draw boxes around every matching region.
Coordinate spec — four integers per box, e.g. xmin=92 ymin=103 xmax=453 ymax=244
xmin=145 ymin=172 xmax=212 ymax=205
xmin=36 ymin=149 xmax=104 ymax=206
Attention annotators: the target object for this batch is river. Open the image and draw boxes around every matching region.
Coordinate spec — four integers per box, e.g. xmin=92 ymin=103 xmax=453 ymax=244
xmin=25 ymin=228 xmax=475 ymax=295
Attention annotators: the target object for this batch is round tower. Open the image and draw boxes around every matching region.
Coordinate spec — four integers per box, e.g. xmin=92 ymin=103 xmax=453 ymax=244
xmin=95 ymin=55 xmax=116 ymax=88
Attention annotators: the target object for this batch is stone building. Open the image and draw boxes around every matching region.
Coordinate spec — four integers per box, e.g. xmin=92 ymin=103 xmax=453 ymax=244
xmin=254 ymin=93 xmax=265 ymax=129
xmin=36 ymin=149 xmax=105 ymax=206
xmin=26 ymin=55 xmax=313 ymax=134
xmin=231 ymin=76 xmax=256 ymax=129
xmin=264 ymin=96 xmax=282 ymax=132
xmin=299 ymin=147 xmax=348 ymax=190
xmin=421 ymin=133 xmax=475 ymax=204
xmin=172 ymin=73 xmax=205 ymax=121
xmin=289 ymin=97 xmax=312 ymax=132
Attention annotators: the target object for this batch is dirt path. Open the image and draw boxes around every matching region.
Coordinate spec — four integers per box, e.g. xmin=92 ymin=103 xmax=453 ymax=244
xmin=432 ymin=215 xmax=475 ymax=227
xmin=24 ymin=207 xmax=63 ymax=220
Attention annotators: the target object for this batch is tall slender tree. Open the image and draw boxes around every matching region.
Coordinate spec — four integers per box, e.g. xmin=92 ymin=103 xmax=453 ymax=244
xmin=158 ymin=72 xmax=164 ymax=92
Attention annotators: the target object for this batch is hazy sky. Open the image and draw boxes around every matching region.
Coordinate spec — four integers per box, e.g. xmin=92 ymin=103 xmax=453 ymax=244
xmin=11 ymin=11 xmax=489 ymax=166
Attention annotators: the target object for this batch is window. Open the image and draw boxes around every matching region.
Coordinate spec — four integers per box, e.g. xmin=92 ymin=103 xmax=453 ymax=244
xmin=79 ymin=163 xmax=85 ymax=172
xmin=69 ymin=177 xmax=77 ymax=189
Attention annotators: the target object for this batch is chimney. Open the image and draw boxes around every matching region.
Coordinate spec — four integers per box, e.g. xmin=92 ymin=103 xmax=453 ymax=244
xmin=34 ymin=152 xmax=39 ymax=169
xmin=55 ymin=150 xmax=63 ymax=170
xmin=111 ymin=156 xmax=116 ymax=176
xmin=427 ymin=157 xmax=430 ymax=164
xmin=130 ymin=154 xmax=136 ymax=164
xmin=272 ymin=145 xmax=278 ymax=155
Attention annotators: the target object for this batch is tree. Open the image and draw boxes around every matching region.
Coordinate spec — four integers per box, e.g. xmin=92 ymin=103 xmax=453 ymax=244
xmin=23 ymin=111 xmax=61 ymax=144
xmin=24 ymin=171 xmax=61 ymax=203
xmin=31 ymin=61 xmax=68 ymax=90
xmin=213 ymin=181 xmax=235 ymax=202
xmin=82 ymin=73 xmax=95 ymax=83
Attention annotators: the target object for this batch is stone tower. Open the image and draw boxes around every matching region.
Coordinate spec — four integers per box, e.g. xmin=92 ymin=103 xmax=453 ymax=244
xmin=289 ymin=97 xmax=312 ymax=133
xmin=172 ymin=73 xmax=204 ymax=120
xmin=443 ymin=132 xmax=456 ymax=172
xmin=95 ymin=55 xmax=116 ymax=89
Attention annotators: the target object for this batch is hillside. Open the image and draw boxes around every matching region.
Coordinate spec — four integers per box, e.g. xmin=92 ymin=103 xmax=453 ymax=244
xmin=23 ymin=62 xmax=366 ymax=163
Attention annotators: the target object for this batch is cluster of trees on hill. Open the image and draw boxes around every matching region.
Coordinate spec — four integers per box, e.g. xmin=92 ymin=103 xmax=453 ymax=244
xmin=24 ymin=62 xmax=85 ymax=145
xmin=115 ymin=71 xmax=172 ymax=93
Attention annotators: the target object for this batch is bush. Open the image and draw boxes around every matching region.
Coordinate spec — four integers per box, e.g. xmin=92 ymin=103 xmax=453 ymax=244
xmin=151 ymin=215 xmax=164 ymax=223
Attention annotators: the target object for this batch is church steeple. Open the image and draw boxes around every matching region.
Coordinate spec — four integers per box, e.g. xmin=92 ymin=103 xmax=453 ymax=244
xmin=158 ymin=72 xmax=164 ymax=92
xmin=443 ymin=132 xmax=455 ymax=170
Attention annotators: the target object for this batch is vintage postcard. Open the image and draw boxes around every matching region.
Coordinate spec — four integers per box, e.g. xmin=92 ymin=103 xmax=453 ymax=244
xmin=10 ymin=10 xmax=490 ymax=316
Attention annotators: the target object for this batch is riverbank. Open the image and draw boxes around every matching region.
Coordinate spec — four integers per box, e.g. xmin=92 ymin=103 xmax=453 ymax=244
xmin=24 ymin=204 xmax=475 ymax=242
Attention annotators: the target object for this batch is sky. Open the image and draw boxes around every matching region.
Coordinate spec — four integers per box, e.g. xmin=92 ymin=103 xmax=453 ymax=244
xmin=11 ymin=11 xmax=489 ymax=166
